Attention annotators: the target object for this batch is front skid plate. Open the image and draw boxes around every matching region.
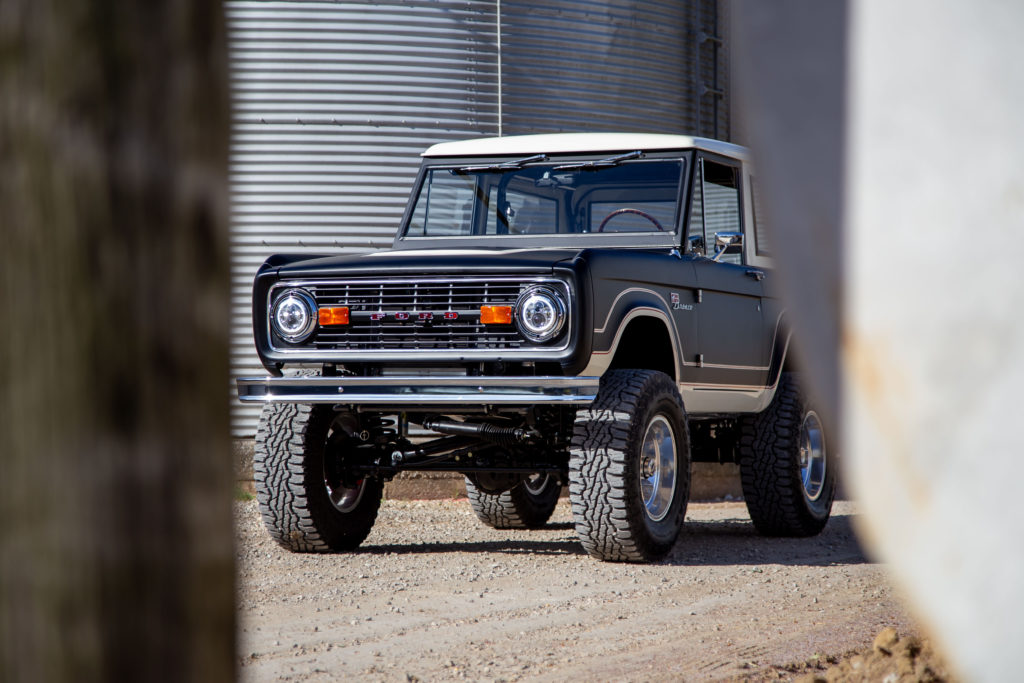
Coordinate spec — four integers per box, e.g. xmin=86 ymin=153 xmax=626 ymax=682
xmin=237 ymin=375 xmax=600 ymax=406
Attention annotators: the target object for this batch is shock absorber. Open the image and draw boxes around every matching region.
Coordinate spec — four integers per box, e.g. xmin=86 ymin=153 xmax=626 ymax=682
xmin=422 ymin=418 xmax=530 ymax=448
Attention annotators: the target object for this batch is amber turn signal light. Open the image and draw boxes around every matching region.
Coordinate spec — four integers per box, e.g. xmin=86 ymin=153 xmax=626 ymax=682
xmin=318 ymin=306 xmax=350 ymax=325
xmin=480 ymin=305 xmax=513 ymax=325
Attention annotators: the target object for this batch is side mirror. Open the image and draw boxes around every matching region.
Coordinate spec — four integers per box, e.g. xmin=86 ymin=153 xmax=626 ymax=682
xmin=713 ymin=231 xmax=743 ymax=262
xmin=686 ymin=234 xmax=705 ymax=256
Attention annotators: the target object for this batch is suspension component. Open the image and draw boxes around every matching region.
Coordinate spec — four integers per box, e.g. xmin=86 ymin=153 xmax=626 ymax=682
xmin=361 ymin=415 xmax=396 ymax=444
xmin=387 ymin=435 xmax=476 ymax=467
xmin=423 ymin=418 xmax=530 ymax=448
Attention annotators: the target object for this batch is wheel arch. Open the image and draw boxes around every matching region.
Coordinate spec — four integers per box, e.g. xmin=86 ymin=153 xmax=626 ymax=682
xmin=761 ymin=313 xmax=794 ymax=406
xmin=606 ymin=312 xmax=679 ymax=381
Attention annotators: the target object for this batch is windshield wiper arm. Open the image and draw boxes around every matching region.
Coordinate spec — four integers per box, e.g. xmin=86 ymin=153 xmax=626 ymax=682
xmin=553 ymin=150 xmax=645 ymax=171
xmin=452 ymin=153 xmax=549 ymax=174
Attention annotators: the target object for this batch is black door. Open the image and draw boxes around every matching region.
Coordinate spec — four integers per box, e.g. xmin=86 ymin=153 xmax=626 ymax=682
xmin=687 ymin=157 xmax=770 ymax=387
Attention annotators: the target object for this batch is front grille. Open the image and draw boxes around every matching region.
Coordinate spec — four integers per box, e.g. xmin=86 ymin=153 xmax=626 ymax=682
xmin=289 ymin=278 xmax=562 ymax=351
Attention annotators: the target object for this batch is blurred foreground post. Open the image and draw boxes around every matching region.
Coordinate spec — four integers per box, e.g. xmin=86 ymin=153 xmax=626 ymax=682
xmin=730 ymin=2 xmax=847 ymax=433
xmin=734 ymin=1 xmax=1024 ymax=680
xmin=0 ymin=3 xmax=234 ymax=682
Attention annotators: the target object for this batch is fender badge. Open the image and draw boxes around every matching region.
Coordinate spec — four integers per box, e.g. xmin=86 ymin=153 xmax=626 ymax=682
xmin=671 ymin=291 xmax=693 ymax=311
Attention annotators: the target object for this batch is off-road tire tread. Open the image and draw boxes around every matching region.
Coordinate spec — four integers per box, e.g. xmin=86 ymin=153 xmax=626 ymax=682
xmin=254 ymin=402 xmax=381 ymax=552
xmin=568 ymin=369 xmax=689 ymax=562
xmin=738 ymin=372 xmax=834 ymax=537
xmin=464 ymin=477 xmax=561 ymax=529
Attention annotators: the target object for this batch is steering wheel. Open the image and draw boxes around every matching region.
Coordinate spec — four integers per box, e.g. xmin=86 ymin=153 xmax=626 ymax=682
xmin=596 ymin=207 xmax=666 ymax=232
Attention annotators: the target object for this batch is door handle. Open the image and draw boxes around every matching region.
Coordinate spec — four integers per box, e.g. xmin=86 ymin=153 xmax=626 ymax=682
xmin=745 ymin=269 xmax=765 ymax=281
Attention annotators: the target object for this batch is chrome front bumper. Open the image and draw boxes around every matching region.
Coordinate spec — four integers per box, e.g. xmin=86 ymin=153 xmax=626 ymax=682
xmin=236 ymin=375 xmax=600 ymax=406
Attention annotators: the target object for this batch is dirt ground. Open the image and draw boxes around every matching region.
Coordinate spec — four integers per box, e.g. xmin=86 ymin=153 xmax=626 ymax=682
xmin=777 ymin=626 xmax=954 ymax=682
xmin=234 ymin=495 xmax=932 ymax=681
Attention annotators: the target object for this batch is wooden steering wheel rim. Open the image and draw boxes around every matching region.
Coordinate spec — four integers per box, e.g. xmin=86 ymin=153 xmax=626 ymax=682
xmin=596 ymin=207 xmax=666 ymax=232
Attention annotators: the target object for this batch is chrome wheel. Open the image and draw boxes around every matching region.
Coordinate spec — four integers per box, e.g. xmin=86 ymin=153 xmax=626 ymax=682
xmin=799 ymin=411 xmax=827 ymax=502
xmin=325 ymin=475 xmax=366 ymax=513
xmin=524 ymin=473 xmax=551 ymax=496
xmin=639 ymin=414 xmax=677 ymax=522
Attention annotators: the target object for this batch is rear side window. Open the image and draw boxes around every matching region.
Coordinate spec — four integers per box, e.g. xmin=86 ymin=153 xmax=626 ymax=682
xmin=689 ymin=158 xmax=743 ymax=264
xmin=750 ymin=176 xmax=770 ymax=256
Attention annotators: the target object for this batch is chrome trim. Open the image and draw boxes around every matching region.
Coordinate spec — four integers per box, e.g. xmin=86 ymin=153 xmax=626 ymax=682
xmin=266 ymin=276 xmax=574 ymax=359
xmin=712 ymin=231 xmax=743 ymax=262
xmin=237 ymin=375 xmax=600 ymax=405
xmin=515 ymin=286 xmax=567 ymax=342
xmin=269 ymin=288 xmax=318 ymax=343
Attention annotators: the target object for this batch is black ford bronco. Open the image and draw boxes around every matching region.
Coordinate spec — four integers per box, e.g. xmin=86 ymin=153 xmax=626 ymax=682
xmin=238 ymin=133 xmax=835 ymax=562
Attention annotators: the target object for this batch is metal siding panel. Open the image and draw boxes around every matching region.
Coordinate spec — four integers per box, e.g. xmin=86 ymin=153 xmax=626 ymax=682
xmin=227 ymin=1 xmax=500 ymax=435
xmin=500 ymin=0 xmax=692 ymax=135
xmin=692 ymin=0 xmax=729 ymax=140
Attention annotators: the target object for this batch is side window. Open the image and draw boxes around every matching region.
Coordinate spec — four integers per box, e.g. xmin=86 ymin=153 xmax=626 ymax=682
xmin=750 ymin=176 xmax=770 ymax=256
xmin=687 ymin=159 xmax=705 ymax=254
xmin=702 ymin=160 xmax=743 ymax=265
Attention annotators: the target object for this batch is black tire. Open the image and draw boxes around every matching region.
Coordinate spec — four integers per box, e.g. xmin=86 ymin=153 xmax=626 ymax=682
xmin=738 ymin=372 xmax=835 ymax=536
xmin=568 ymin=370 xmax=690 ymax=562
xmin=464 ymin=474 xmax=561 ymax=529
xmin=254 ymin=402 xmax=382 ymax=552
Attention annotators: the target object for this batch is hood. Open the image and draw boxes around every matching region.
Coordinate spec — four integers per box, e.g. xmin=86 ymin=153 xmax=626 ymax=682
xmin=273 ymin=247 xmax=584 ymax=278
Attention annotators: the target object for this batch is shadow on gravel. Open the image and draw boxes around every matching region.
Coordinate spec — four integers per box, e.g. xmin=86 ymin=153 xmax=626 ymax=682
xmin=665 ymin=511 xmax=869 ymax=567
xmin=360 ymin=538 xmax=586 ymax=557
xmin=354 ymin=513 xmax=868 ymax=566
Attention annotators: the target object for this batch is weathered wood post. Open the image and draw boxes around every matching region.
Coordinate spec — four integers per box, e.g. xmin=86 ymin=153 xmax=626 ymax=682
xmin=0 ymin=3 xmax=235 ymax=681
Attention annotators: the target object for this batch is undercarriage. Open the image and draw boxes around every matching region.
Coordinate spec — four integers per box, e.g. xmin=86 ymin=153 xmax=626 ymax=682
xmin=323 ymin=406 xmax=576 ymax=491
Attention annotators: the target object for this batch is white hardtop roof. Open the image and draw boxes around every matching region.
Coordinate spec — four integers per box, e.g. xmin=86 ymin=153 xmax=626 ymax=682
xmin=422 ymin=132 xmax=748 ymax=160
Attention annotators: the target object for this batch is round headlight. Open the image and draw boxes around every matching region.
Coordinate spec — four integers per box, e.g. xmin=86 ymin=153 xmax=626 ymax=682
xmin=515 ymin=286 xmax=566 ymax=342
xmin=271 ymin=288 xmax=317 ymax=343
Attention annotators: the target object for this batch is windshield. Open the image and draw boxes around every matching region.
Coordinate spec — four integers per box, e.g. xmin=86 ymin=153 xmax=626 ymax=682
xmin=402 ymin=158 xmax=685 ymax=240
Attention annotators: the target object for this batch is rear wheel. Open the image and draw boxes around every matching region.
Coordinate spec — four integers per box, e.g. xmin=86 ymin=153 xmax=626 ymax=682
xmin=254 ymin=403 xmax=382 ymax=552
xmin=465 ymin=473 xmax=561 ymax=529
xmin=738 ymin=372 xmax=835 ymax=536
xmin=569 ymin=370 xmax=690 ymax=562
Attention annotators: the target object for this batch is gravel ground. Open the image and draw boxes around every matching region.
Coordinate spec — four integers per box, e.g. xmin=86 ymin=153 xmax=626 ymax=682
xmin=235 ymin=497 xmax=914 ymax=681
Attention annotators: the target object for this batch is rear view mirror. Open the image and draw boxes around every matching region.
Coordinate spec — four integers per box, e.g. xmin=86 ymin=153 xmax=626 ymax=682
xmin=713 ymin=231 xmax=743 ymax=262
xmin=686 ymin=234 xmax=706 ymax=256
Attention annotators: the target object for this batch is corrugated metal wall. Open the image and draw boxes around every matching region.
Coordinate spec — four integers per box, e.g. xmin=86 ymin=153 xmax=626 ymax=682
xmin=694 ymin=0 xmax=730 ymax=141
xmin=499 ymin=0 xmax=688 ymax=134
xmin=227 ymin=0 xmax=728 ymax=435
xmin=226 ymin=1 xmax=501 ymax=434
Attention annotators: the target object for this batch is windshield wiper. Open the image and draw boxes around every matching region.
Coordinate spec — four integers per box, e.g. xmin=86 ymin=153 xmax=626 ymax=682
xmin=553 ymin=150 xmax=645 ymax=171
xmin=452 ymin=153 xmax=548 ymax=174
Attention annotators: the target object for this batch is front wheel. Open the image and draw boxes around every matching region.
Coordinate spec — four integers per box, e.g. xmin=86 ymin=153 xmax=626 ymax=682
xmin=465 ymin=473 xmax=561 ymax=529
xmin=568 ymin=370 xmax=690 ymax=562
xmin=738 ymin=372 xmax=836 ymax=536
xmin=254 ymin=403 xmax=382 ymax=552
